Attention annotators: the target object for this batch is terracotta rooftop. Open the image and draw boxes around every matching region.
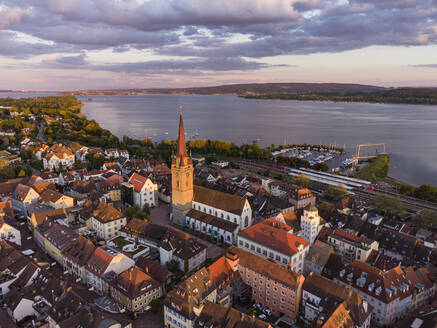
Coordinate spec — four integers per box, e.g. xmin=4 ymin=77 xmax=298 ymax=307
xmin=128 ymin=172 xmax=149 ymax=193
xmin=92 ymin=201 xmax=124 ymax=223
xmin=238 ymin=218 xmax=309 ymax=256
xmin=108 ymin=267 xmax=160 ymax=299
xmin=227 ymin=245 xmax=302 ymax=289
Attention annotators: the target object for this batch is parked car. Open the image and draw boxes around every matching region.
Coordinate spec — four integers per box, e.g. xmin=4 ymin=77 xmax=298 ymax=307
xmin=258 ymin=314 xmax=267 ymax=320
xmin=254 ymin=303 xmax=263 ymax=310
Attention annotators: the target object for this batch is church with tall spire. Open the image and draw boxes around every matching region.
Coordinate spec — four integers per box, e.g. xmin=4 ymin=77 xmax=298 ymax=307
xmin=170 ymin=107 xmax=253 ymax=244
xmin=171 ymin=108 xmax=194 ymax=225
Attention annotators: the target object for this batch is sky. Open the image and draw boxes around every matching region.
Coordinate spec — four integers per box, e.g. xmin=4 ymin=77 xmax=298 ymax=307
xmin=0 ymin=0 xmax=437 ymax=90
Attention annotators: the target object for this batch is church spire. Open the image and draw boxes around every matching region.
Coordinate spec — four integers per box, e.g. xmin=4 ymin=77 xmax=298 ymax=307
xmin=175 ymin=105 xmax=189 ymax=166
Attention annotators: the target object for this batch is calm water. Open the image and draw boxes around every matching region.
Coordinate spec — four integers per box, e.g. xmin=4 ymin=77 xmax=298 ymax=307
xmin=2 ymin=92 xmax=437 ymax=186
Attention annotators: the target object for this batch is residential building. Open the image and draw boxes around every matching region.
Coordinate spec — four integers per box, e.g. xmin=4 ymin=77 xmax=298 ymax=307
xmin=228 ymin=245 xmax=305 ymax=318
xmin=106 ymin=267 xmax=162 ymax=312
xmin=128 ymin=172 xmax=158 ymax=208
xmin=404 ymin=265 xmax=437 ymax=310
xmin=43 ymin=144 xmax=75 ymax=171
xmin=30 ymin=207 xmax=68 ymax=229
xmin=39 ymin=188 xmax=74 ymax=209
xmin=85 ymin=246 xmax=135 ymax=294
xmin=300 ymin=204 xmax=325 ymax=244
xmin=0 ymin=215 xmax=21 ymax=246
xmin=90 ymin=201 xmax=126 ymax=240
xmin=164 ymin=268 xmax=217 ymax=328
xmin=62 ymin=235 xmax=96 ymax=283
xmin=42 ymin=222 xmax=78 ymax=263
xmin=304 ymin=240 xmax=334 ymax=276
xmin=193 ymin=301 xmax=272 ymax=328
xmin=335 ymin=261 xmax=413 ymax=326
xmin=160 ymin=227 xmax=207 ymax=273
xmin=327 ymin=229 xmax=379 ymax=262
xmin=302 ymin=273 xmax=372 ymax=328
xmin=237 ymin=218 xmax=309 ymax=273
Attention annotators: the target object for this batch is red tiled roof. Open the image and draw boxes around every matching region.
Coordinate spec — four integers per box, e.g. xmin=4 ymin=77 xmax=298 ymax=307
xmin=238 ymin=218 xmax=309 ymax=256
xmin=333 ymin=229 xmax=363 ymax=243
xmin=128 ymin=172 xmax=148 ymax=193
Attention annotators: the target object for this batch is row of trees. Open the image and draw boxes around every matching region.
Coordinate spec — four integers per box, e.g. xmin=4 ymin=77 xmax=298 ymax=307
xmin=245 ymin=88 xmax=437 ymax=105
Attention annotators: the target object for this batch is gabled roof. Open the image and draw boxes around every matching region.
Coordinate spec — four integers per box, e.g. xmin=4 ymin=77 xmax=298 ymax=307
xmin=40 ymin=188 xmax=68 ymax=203
xmin=33 ymin=181 xmax=56 ymax=194
xmin=238 ymin=218 xmax=309 ymax=256
xmin=193 ymin=185 xmax=247 ymax=215
xmin=86 ymin=246 xmax=120 ymax=276
xmin=62 ymin=235 xmax=96 ymax=266
xmin=227 ymin=246 xmax=302 ymax=289
xmin=107 ymin=267 xmax=160 ymax=299
xmin=128 ymin=172 xmax=149 ymax=193
xmin=92 ymin=202 xmax=124 ymax=223
xmin=32 ymin=207 xmax=68 ymax=227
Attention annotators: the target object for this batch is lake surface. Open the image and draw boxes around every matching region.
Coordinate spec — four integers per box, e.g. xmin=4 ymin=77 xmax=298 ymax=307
xmin=2 ymin=92 xmax=437 ymax=187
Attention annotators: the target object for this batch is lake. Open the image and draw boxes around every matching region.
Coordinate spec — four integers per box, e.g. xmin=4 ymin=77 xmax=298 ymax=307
xmin=2 ymin=92 xmax=437 ymax=187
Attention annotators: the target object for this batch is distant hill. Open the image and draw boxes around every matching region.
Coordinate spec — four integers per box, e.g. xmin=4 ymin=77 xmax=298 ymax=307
xmin=61 ymin=82 xmax=386 ymax=96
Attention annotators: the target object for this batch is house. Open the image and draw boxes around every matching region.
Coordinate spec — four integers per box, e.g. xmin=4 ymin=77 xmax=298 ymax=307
xmin=105 ymin=267 xmax=162 ymax=313
xmin=193 ymin=301 xmax=272 ymax=328
xmin=302 ymin=272 xmax=372 ymax=328
xmin=48 ymin=305 xmax=132 ymax=328
xmin=90 ymin=202 xmax=126 ymax=240
xmin=128 ymin=172 xmax=158 ymax=208
xmin=104 ymin=148 xmax=129 ymax=159
xmin=39 ymin=171 xmax=60 ymax=184
xmin=335 ymin=261 xmax=413 ymax=326
xmin=304 ymin=240 xmax=334 ymax=276
xmin=227 ymin=245 xmax=305 ymax=319
xmin=41 ymin=222 xmax=78 ymax=263
xmin=4 ymin=292 xmax=35 ymax=323
xmin=43 ymin=144 xmax=75 ymax=171
xmin=164 ymin=268 xmax=217 ymax=328
xmin=237 ymin=218 xmax=309 ymax=273
xmin=68 ymin=180 xmax=97 ymax=198
xmin=39 ymin=189 xmax=74 ymax=209
xmin=0 ymin=216 xmax=21 ymax=246
xmin=135 ymin=256 xmax=172 ymax=293
xmin=85 ymin=246 xmax=135 ymax=294
xmin=404 ymin=265 xmax=437 ymax=310
xmin=121 ymin=218 xmax=167 ymax=250
xmin=327 ymin=229 xmax=379 ymax=262
xmin=10 ymin=183 xmax=40 ymax=214
xmin=0 ymin=200 xmax=14 ymax=218
xmin=58 ymin=169 xmax=87 ymax=186
xmin=30 ymin=207 xmax=68 ymax=229
xmin=62 ymin=235 xmax=96 ymax=283
xmin=32 ymin=181 xmax=56 ymax=195
xmin=0 ymin=241 xmax=31 ymax=297
xmin=159 ymin=227 xmax=207 ymax=273
xmin=102 ymin=161 xmax=121 ymax=174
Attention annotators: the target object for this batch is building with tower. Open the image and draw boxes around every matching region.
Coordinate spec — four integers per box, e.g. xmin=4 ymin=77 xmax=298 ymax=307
xmin=300 ymin=204 xmax=325 ymax=244
xmin=171 ymin=110 xmax=253 ymax=242
xmin=171 ymin=109 xmax=194 ymax=226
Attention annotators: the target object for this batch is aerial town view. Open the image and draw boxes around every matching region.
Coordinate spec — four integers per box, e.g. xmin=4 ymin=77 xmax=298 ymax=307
xmin=1 ymin=1 xmax=437 ymax=328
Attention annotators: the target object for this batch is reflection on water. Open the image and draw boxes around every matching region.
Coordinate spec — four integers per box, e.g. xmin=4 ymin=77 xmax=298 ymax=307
xmin=2 ymin=92 xmax=437 ymax=186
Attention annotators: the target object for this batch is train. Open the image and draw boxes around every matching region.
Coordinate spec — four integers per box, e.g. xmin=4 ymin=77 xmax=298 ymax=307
xmin=267 ymin=163 xmax=373 ymax=190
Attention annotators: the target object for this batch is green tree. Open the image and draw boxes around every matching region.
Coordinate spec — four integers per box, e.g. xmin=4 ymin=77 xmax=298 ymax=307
xmin=312 ymin=162 xmax=329 ymax=172
xmin=324 ymin=184 xmax=348 ymax=201
xmin=414 ymin=210 xmax=437 ymax=229
xmin=414 ymin=184 xmax=437 ymax=202
xmin=293 ymin=173 xmax=311 ymax=188
xmin=372 ymin=194 xmax=403 ymax=216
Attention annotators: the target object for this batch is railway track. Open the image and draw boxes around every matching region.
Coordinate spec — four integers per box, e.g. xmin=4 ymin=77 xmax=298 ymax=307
xmin=234 ymin=159 xmax=437 ymax=213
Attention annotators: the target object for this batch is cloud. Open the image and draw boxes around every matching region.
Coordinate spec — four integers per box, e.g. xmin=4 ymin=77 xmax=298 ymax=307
xmin=40 ymin=54 xmax=280 ymax=74
xmin=0 ymin=0 xmax=437 ymax=83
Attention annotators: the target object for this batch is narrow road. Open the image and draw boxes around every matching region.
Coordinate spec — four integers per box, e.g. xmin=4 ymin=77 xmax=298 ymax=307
xmin=37 ymin=121 xmax=46 ymax=143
